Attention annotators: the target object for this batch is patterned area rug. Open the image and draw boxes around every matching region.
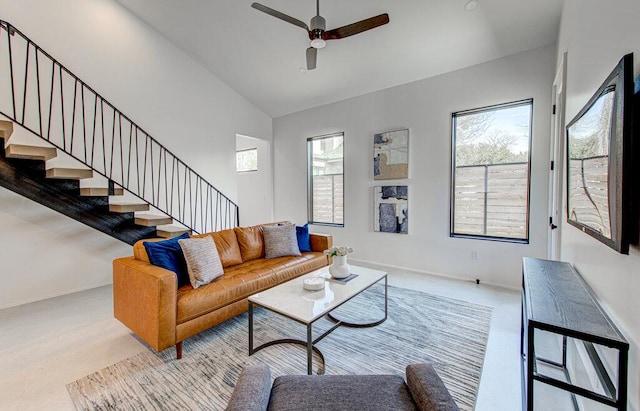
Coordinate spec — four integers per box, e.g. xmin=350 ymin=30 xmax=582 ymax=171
xmin=67 ymin=285 xmax=492 ymax=410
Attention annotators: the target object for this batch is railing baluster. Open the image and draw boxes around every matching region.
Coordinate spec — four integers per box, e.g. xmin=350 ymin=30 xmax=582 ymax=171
xmin=81 ymin=85 xmax=87 ymax=163
xmin=141 ymin=131 xmax=148 ymax=198
xmin=59 ymin=64 xmax=66 ymax=150
xmin=46 ymin=58 xmax=55 ymax=141
xmin=70 ymin=79 xmax=78 ymax=155
xmin=163 ymin=149 xmax=169 ymax=211
xmin=100 ymin=99 xmax=106 ymax=173
xmin=126 ymin=122 xmax=133 ymax=188
xmin=170 ymin=156 xmax=176 ymax=216
xmin=90 ymin=94 xmax=97 ymax=167
xmin=6 ymin=23 xmax=17 ymax=120
xmin=118 ymin=114 xmax=124 ymax=183
xmin=20 ymin=40 xmax=29 ymax=125
xmin=34 ymin=48 xmax=43 ymax=137
xmin=109 ymin=108 xmax=116 ymax=179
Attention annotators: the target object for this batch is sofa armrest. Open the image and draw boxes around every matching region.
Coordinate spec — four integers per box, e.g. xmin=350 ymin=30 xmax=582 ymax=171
xmin=113 ymin=257 xmax=177 ymax=352
xmin=406 ymin=364 xmax=460 ymax=411
xmin=226 ymin=365 xmax=272 ymax=411
xmin=309 ymin=233 xmax=333 ymax=253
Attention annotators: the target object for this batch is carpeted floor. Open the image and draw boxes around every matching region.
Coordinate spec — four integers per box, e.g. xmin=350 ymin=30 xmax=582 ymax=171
xmin=67 ymin=284 xmax=492 ymax=410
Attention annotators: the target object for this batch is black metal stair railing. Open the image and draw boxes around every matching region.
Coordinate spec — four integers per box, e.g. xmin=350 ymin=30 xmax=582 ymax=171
xmin=0 ymin=20 xmax=238 ymax=234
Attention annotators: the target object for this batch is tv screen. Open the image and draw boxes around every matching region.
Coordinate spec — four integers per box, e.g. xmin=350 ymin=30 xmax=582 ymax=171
xmin=565 ymin=53 xmax=633 ymax=254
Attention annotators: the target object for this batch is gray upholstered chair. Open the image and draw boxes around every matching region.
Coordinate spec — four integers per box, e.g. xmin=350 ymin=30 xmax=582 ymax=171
xmin=226 ymin=363 xmax=460 ymax=411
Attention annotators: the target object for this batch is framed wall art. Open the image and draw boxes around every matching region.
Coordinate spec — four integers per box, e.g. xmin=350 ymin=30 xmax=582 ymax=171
xmin=374 ymin=186 xmax=408 ymax=234
xmin=373 ymin=129 xmax=409 ymax=180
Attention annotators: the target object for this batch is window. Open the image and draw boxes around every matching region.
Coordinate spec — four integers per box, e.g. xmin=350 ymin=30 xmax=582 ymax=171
xmin=236 ymin=148 xmax=258 ymax=172
xmin=307 ymin=133 xmax=344 ymax=226
xmin=451 ymin=99 xmax=533 ymax=242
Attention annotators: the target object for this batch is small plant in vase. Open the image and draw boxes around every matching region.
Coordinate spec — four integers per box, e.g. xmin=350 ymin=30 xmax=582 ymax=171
xmin=324 ymin=246 xmax=353 ymax=278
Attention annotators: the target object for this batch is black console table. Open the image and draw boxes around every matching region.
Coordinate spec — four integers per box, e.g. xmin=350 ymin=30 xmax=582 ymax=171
xmin=521 ymin=257 xmax=629 ymax=410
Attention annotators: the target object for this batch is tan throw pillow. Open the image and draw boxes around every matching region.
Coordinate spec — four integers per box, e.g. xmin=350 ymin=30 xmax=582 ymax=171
xmin=178 ymin=237 xmax=224 ymax=288
xmin=234 ymin=225 xmax=265 ymax=261
xmin=193 ymin=229 xmax=243 ymax=267
xmin=262 ymin=224 xmax=301 ymax=259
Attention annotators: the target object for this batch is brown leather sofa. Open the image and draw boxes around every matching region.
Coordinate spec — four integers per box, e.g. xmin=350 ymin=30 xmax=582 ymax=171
xmin=113 ymin=224 xmax=332 ymax=359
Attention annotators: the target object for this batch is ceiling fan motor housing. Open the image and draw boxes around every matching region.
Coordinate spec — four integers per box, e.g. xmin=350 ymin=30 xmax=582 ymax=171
xmin=310 ymin=15 xmax=326 ymax=34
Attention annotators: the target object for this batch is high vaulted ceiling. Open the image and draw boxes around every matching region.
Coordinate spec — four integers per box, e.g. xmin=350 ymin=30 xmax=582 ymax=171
xmin=116 ymin=0 xmax=563 ymax=118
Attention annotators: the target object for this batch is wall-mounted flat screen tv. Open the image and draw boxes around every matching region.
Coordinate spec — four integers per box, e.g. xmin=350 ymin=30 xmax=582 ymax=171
xmin=565 ymin=53 xmax=633 ymax=254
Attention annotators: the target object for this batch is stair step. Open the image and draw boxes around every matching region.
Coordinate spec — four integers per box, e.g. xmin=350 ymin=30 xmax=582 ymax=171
xmin=45 ymin=168 xmax=93 ymax=180
xmin=6 ymin=144 xmax=57 ymax=161
xmin=109 ymin=202 xmax=150 ymax=213
xmin=80 ymin=187 xmax=124 ymax=197
xmin=135 ymin=213 xmax=173 ymax=227
xmin=156 ymin=225 xmax=191 ymax=238
xmin=0 ymin=120 xmax=13 ymax=139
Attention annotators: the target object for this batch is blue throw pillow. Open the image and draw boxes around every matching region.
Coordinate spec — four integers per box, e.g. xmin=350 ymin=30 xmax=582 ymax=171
xmin=296 ymin=224 xmax=312 ymax=252
xmin=143 ymin=232 xmax=191 ymax=286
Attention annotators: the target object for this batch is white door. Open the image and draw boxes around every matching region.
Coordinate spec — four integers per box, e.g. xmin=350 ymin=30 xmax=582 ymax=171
xmin=548 ymin=53 xmax=567 ymax=260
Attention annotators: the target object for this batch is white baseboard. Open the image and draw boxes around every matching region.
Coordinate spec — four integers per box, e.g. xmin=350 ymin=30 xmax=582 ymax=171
xmin=348 ymin=258 xmax=520 ymax=291
xmin=0 ymin=281 xmax=112 ymax=311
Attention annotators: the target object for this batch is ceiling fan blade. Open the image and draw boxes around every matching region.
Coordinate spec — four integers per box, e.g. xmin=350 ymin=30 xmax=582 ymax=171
xmin=306 ymin=47 xmax=317 ymax=70
xmin=251 ymin=3 xmax=309 ymax=31
xmin=324 ymin=13 xmax=389 ymax=40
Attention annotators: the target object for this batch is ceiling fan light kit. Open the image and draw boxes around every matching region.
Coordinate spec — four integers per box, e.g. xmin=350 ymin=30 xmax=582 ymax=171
xmin=251 ymin=0 xmax=389 ymax=70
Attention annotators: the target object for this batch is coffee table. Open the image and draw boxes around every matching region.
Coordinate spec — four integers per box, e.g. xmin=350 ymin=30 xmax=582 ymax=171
xmin=248 ymin=265 xmax=387 ymax=375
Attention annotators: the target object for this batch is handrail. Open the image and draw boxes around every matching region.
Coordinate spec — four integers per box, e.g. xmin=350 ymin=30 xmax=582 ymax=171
xmin=0 ymin=20 xmax=238 ymax=234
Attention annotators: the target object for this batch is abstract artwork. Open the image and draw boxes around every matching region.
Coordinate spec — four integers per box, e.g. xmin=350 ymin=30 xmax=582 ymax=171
xmin=374 ymin=186 xmax=408 ymax=234
xmin=374 ymin=129 xmax=409 ymax=180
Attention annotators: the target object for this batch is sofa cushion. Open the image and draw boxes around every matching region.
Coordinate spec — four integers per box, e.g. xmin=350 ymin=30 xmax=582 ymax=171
xmin=263 ymin=224 xmax=301 ymax=259
xmin=268 ymin=374 xmax=417 ymax=411
xmin=176 ymin=252 xmax=327 ymax=324
xmin=142 ymin=233 xmax=191 ymax=286
xmin=179 ymin=236 xmax=224 ymax=289
xmin=234 ymin=225 xmax=265 ymax=261
xmin=194 ymin=228 xmax=243 ymax=268
xmin=296 ymin=224 xmax=312 ymax=252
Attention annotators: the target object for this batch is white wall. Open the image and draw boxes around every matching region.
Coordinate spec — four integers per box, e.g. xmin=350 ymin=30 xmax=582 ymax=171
xmin=273 ymin=44 xmax=556 ymax=289
xmin=557 ymin=0 xmax=640 ymax=408
xmin=0 ymin=0 xmax=272 ymax=308
xmin=236 ymin=134 xmax=273 ymax=226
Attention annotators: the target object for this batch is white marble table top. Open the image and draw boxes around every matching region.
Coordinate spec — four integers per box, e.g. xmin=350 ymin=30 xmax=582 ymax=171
xmin=249 ymin=265 xmax=387 ymax=324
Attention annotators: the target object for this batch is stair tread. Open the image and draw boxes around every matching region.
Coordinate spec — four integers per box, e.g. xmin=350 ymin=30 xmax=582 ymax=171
xmin=135 ymin=213 xmax=172 ymax=220
xmin=46 ymin=168 xmax=93 ymax=179
xmin=79 ymin=187 xmax=124 ymax=196
xmin=109 ymin=202 xmax=150 ymax=213
xmin=156 ymin=225 xmax=191 ymax=238
xmin=0 ymin=120 xmax=13 ymax=139
xmin=135 ymin=213 xmax=173 ymax=227
xmin=6 ymin=144 xmax=57 ymax=161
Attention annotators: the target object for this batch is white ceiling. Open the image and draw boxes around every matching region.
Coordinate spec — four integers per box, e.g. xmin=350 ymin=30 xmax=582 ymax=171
xmin=116 ymin=0 xmax=563 ymax=118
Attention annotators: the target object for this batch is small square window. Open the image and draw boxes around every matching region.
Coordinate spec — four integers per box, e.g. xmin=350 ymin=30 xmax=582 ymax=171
xmin=236 ymin=148 xmax=257 ymax=172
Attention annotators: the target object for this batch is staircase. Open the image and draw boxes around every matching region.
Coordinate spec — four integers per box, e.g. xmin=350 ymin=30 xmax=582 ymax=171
xmin=0 ymin=21 xmax=238 ymax=245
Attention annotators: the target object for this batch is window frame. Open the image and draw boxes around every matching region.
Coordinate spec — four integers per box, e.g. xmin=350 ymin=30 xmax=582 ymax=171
xmin=450 ymin=98 xmax=533 ymax=243
xmin=307 ymin=132 xmax=345 ymax=227
xmin=236 ymin=147 xmax=258 ymax=173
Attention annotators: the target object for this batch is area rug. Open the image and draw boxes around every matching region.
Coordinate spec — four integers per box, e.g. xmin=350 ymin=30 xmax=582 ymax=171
xmin=67 ymin=285 xmax=492 ymax=411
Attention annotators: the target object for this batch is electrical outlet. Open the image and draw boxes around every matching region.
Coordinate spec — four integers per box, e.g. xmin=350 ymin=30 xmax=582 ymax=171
xmin=471 ymin=251 xmax=479 ymax=261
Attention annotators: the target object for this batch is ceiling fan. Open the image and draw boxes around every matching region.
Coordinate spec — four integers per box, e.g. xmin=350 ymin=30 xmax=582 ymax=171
xmin=251 ymin=1 xmax=389 ymax=70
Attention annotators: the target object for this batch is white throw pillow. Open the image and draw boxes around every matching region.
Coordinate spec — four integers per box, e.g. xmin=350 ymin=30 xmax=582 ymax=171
xmin=178 ymin=236 xmax=224 ymax=288
xmin=263 ymin=223 xmax=301 ymax=259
